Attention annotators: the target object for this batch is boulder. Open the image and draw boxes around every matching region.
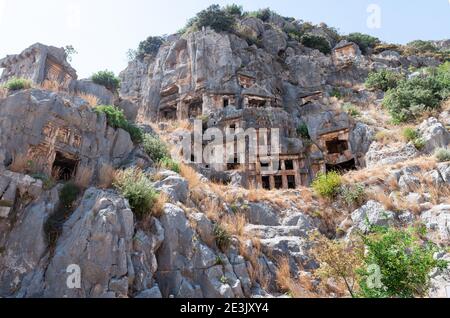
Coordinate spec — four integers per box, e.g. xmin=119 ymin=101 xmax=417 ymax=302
xmin=421 ymin=205 xmax=450 ymax=242
xmin=350 ymin=201 xmax=396 ymax=234
xmin=42 ymin=188 xmax=135 ymax=298
xmin=366 ymin=142 xmax=419 ymax=168
xmin=262 ymin=29 xmax=287 ymax=56
xmin=135 ymin=285 xmax=163 ymax=298
xmin=153 ymin=173 xmax=189 ymax=204
xmin=429 ymin=253 xmax=450 ymax=298
xmin=245 ymin=203 xmax=280 ymax=226
xmin=418 ymin=118 xmax=450 ymax=154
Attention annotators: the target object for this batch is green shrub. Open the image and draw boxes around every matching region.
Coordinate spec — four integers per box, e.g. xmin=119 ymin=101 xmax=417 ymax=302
xmin=124 ymin=122 xmax=144 ymax=144
xmin=113 ymin=168 xmax=158 ymax=220
xmin=44 ymin=182 xmax=81 ymax=248
xmin=297 ymin=123 xmax=311 ymax=139
xmin=330 ymin=88 xmax=343 ymax=99
xmin=434 ymin=148 xmax=450 ymax=162
xmin=402 ymin=127 xmax=420 ymax=142
xmin=4 ymin=78 xmax=32 ymax=91
xmin=382 ymin=62 xmax=450 ymax=124
xmin=59 ymin=182 xmax=81 ymax=209
xmin=345 ymin=33 xmax=380 ymax=54
xmin=247 ymin=8 xmax=273 ymax=21
xmin=214 ymin=224 xmax=231 ymax=251
xmin=365 ymin=69 xmax=404 ymax=92
xmin=412 ymin=138 xmax=426 ymax=151
xmin=383 ymin=74 xmax=445 ymax=123
xmin=91 ymin=70 xmax=121 ymax=91
xmin=223 ymin=4 xmax=243 ymax=17
xmin=94 ymin=105 xmax=143 ymax=143
xmin=159 ymin=157 xmax=180 ymax=173
xmin=136 ymin=36 xmax=164 ymax=58
xmin=31 ymin=173 xmax=56 ymax=190
xmin=340 ymin=184 xmax=366 ymax=207
xmin=357 ymin=226 xmax=448 ymax=298
xmin=343 ymin=103 xmax=361 ymax=118
xmin=142 ymin=134 xmax=170 ymax=163
xmin=406 ymin=40 xmax=438 ymax=55
xmin=312 ymin=172 xmax=342 ymax=199
xmin=191 ymin=4 xmax=236 ymax=33
xmin=300 ymin=34 xmax=331 ymax=55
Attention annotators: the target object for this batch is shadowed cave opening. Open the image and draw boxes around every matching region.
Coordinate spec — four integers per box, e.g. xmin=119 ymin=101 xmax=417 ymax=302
xmin=52 ymin=152 xmax=78 ymax=181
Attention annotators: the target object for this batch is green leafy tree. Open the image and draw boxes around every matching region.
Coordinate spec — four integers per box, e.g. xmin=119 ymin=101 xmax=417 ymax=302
xmin=365 ymin=69 xmax=404 ymax=92
xmin=193 ymin=4 xmax=236 ymax=33
xmin=91 ymin=70 xmax=121 ymax=91
xmin=64 ymin=45 xmax=78 ymax=62
xmin=345 ymin=33 xmax=380 ymax=54
xmin=137 ymin=36 xmax=164 ymax=58
xmin=300 ymin=34 xmax=331 ymax=54
xmin=357 ymin=226 xmax=448 ymax=298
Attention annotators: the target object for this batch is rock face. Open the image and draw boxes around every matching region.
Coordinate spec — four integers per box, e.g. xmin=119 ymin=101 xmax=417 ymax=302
xmin=118 ymin=25 xmax=380 ymax=188
xmin=418 ymin=118 xmax=450 ymax=154
xmin=349 ymin=201 xmax=396 ymax=234
xmin=366 ymin=142 xmax=419 ymax=168
xmin=156 ymin=204 xmax=245 ymax=298
xmin=0 ymin=185 xmax=164 ymax=298
xmin=0 ymin=43 xmax=77 ymax=87
xmin=0 ymin=89 xmax=135 ymax=184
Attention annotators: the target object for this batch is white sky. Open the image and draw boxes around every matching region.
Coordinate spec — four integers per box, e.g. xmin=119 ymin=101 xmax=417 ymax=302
xmin=0 ymin=0 xmax=449 ymax=78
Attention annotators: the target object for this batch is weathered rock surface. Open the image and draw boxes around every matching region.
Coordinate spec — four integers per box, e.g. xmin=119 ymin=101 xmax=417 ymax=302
xmin=349 ymin=201 xmax=396 ymax=234
xmin=418 ymin=118 xmax=450 ymax=154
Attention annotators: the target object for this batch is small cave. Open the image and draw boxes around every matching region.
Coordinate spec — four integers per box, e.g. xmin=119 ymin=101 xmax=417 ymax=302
xmin=161 ymin=108 xmax=177 ymax=121
xmin=248 ymin=98 xmax=267 ymax=108
xmin=326 ymin=138 xmax=349 ymax=154
xmin=326 ymin=158 xmax=356 ymax=173
xmin=262 ymin=176 xmax=271 ymax=190
xmin=274 ymin=176 xmax=283 ymax=189
xmin=285 ymin=160 xmax=294 ymax=170
xmin=188 ymin=98 xmax=203 ymax=118
xmin=287 ymin=175 xmax=296 ymax=189
xmin=52 ymin=152 xmax=78 ymax=181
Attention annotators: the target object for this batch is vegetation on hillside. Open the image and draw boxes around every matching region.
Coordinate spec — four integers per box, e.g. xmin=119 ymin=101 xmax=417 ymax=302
xmin=91 ymin=70 xmax=121 ymax=91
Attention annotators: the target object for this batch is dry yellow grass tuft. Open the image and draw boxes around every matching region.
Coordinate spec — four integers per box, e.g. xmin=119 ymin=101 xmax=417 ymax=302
xmin=9 ymin=151 xmax=29 ymax=173
xmin=221 ymin=213 xmax=247 ymax=238
xmin=77 ymin=93 xmax=100 ymax=107
xmin=275 ymin=258 xmax=317 ymax=298
xmin=40 ymin=80 xmax=62 ymax=92
xmin=0 ymin=87 xmax=8 ymax=99
xmin=98 ymin=163 xmax=115 ymax=189
xmin=74 ymin=165 xmax=94 ymax=189
xmin=150 ymin=192 xmax=169 ymax=218
xmin=180 ymin=163 xmax=202 ymax=189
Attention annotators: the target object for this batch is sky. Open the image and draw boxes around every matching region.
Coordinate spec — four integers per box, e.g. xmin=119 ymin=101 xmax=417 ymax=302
xmin=0 ymin=0 xmax=449 ymax=78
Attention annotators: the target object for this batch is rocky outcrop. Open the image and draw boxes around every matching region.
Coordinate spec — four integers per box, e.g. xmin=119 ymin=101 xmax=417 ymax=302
xmin=0 ymin=89 xmax=137 ymax=182
xmin=418 ymin=117 xmax=450 ymax=154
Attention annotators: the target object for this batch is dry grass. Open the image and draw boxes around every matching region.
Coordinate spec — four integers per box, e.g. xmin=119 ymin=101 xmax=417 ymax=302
xmin=39 ymin=80 xmax=62 ymax=92
xmin=180 ymin=163 xmax=202 ymax=189
xmin=9 ymin=152 xmax=29 ymax=173
xmin=74 ymin=165 xmax=94 ymax=188
xmin=98 ymin=163 xmax=115 ymax=189
xmin=276 ymin=258 xmax=317 ymax=298
xmin=367 ymin=191 xmax=396 ymax=211
xmin=343 ymin=156 xmax=437 ymax=185
xmin=150 ymin=192 xmax=169 ymax=218
xmin=0 ymin=87 xmax=8 ymax=99
xmin=221 ymin=213 xmax=247 ymax=237
xmin=77 ymin=92 xmax=100 ymax=107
